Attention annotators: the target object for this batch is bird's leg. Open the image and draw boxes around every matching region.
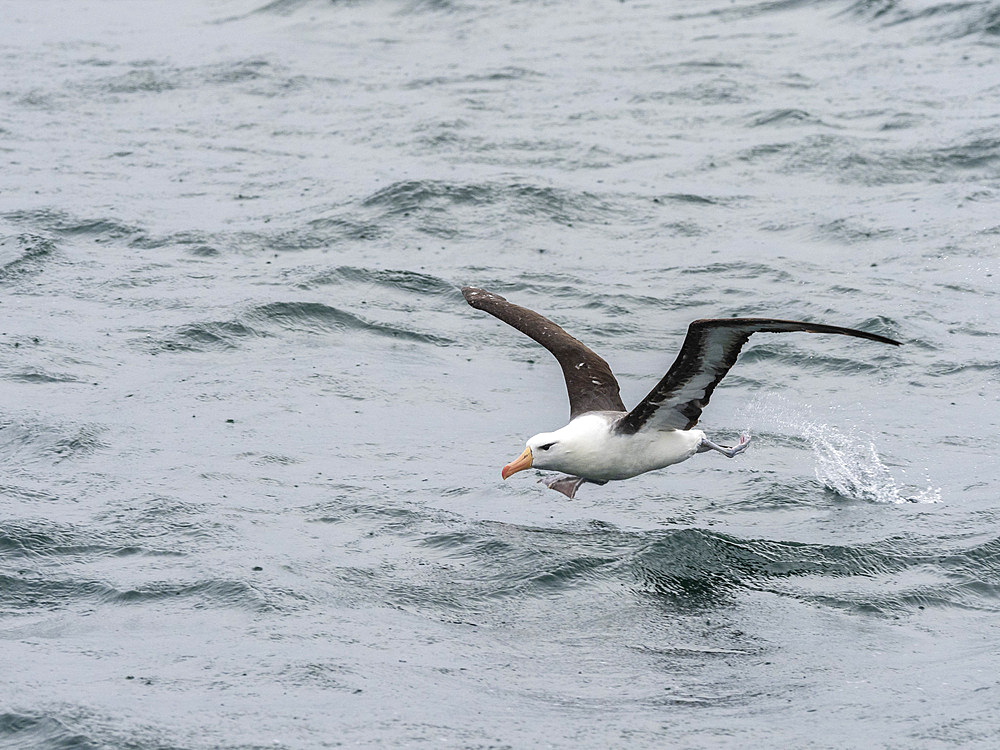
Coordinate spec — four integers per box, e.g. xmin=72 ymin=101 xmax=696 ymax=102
xmin=539 ymin=475 xmax=593 ymax=499
xmin=698 ymin=432 xmax=751 ymax=458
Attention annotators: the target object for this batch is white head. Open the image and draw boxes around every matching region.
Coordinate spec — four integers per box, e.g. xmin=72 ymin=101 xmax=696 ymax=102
xmin=500 ymin=417 xmax=604 ymax=479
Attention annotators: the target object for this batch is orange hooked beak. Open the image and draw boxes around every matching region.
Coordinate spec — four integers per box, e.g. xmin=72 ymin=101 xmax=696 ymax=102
xmin=501 ymin=446 xmax=533 ymax=480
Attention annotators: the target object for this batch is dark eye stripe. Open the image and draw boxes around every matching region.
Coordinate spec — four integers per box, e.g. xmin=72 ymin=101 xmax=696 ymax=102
xmin=539 ymin=442 xmax=556 ymax=451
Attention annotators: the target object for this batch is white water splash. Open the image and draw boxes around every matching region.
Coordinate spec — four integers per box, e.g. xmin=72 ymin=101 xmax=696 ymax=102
xmin=737 ymin=394 xmax=940 ymax=504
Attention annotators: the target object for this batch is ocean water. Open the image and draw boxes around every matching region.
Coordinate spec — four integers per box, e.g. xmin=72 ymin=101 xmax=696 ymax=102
xmin=1 ymin=0 xmax=998 ymax=747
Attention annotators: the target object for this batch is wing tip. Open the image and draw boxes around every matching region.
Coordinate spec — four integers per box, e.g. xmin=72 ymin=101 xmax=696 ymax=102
xmin=461 ymin=285 xmax=506 ymax=309
xmin=688 ymin=317 xmax=903 ymax=346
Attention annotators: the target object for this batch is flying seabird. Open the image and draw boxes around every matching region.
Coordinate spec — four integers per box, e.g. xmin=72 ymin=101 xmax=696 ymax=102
xmin=462 ymin=286 xmax=902 ymax=499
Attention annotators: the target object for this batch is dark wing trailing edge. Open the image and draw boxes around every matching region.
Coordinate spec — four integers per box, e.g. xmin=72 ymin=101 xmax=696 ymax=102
xmin=615 ymin=318 xmax=902 ymax=435
xmin=462 ymin=287 xmax=626 ymax=418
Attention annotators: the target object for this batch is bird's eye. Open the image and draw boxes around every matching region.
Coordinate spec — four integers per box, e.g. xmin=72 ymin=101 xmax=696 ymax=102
xmin=539 ymin=442 xmax=556 ymax=451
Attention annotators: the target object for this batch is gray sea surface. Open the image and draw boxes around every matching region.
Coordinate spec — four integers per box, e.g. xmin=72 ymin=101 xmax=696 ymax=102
xmin=1 ymin=0 xmax=999 ymax=747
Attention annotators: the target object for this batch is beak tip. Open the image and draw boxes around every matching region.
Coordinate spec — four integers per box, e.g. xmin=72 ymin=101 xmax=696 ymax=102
xmin=500 ymin=447 xmax=532 ymax=481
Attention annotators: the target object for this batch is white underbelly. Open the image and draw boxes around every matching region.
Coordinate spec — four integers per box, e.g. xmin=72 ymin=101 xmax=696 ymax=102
xmin=570 ymin=428 xmax=705 ymax=481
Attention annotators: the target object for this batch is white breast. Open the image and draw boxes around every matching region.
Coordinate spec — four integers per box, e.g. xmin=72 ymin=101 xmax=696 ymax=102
xmin=548 ymin=414 xmax=705 ymax=481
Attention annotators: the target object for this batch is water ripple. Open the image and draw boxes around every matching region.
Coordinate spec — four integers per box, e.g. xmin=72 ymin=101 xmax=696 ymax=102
xmin=0 ymin=713 xmax=99 ymax=750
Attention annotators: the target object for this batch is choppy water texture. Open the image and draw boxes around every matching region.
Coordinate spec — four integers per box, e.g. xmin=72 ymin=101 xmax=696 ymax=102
xmin=1 ymin=0 xmax=999 ymax=747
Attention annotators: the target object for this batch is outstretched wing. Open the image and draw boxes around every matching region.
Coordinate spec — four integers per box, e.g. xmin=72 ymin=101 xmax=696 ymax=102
xmin=615 ymin=318 xmax=901 ymax=434
xmin=462 ymin=287 xmax=626 ymax=418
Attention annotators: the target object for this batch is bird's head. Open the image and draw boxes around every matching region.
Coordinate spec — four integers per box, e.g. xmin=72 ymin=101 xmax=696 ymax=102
xmin=501 ymin=427 xmax=578 ymax=479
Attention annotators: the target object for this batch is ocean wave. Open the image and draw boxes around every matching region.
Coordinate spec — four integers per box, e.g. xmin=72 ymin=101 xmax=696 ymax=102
xmin=843 ymin=0 xmax=1000 ymax=39
xmin=634 ymin=528 xmax=1000 ymax=614
xmin=0 ymin=233 xmax=57 ymax=281
xmin=296 ymin=266 xmax=454 ymax=296
xmin=152 ymin=320 xmax=265 ymax=353
xmin=0 ymin=712 xmax=99 ymax=750
xmin=336 ymin=513 xmax=1000 ymax=619
xmin=738 ymin=132 xmax=1000 ymax=186
xmin=0 ymin=420 xmax=107 ymax=468
xmin=147 ymin=299 xmax=453 ymax=353
xmin=360 ymin=179 xmax=624 ymax=230
xmin=250 ymin=301 xmax=454 ymax=344
xmin=2 ymin=208 xmax=142 ymax=242
xmin=0 ymin=572 xmax=272 ymax=615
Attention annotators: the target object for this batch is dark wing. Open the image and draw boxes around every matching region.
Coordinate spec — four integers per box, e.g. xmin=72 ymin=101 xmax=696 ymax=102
xmin=462 ymin=287 xmax=626 ymax=418
xmin=616 ymin=318 xmax=901 ymax=434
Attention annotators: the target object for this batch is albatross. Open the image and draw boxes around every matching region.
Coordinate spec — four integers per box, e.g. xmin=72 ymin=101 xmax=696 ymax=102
xmin=462 ymin=286 xmax=902 ymax=499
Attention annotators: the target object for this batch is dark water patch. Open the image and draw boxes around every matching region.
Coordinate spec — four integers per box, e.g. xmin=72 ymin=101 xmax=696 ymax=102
xmin=0 ymin=233 xmax=57 ymax=280
xmin=758 ymin=133 xmax=1000 ymax=185
xmin=4 ymin=370 xmax=81 ymax=384
xmin=678 ymin=262 xmax=795 ymax=284
xmin=958 ymin=536 xmax=1000 ymax=570
xmin=239 ymin=451 xmax=301 ymax=466
xmin=93 ymin=496 xmax=230 ymax=550
xmin=815 ymin=218 xmax=894 ymax=243
xmin=187 ymin=244 xmax=220 ymax=257
xmin=14 ymin=90 xmax=62 ymax=109
xmin=405 ymin=66 xmax=539 ymax=89
xmin=278 ymin=661 xmax=361 ymax=692
xmin=0 ymin=420 xmax=106 ymax=465
xmin=248 ymin=0 xmax=317 ymax=15
xmin=312 ymin=518 xmax=631 ymax=614
xmin=747 ymin=108 xmax=828 ymax=128
xmin=138 ymin=223 xmax=382 ymax=255
xmin=925 ymin=359 xmax=999 ymax=378
xmin=147 ymin=298 xmax=455 ymax=354
xmin=249 ymin=301 xmax=454 ymax=344
xmin=130 ymin=229 xmax=207 ymax=251
xmin=880 ymin=111 xmax=926 ymax=131
xmin=0 ymin=712 xmax=99 ymax=750
xmin=362 ymin=521 xmax=1000 ymax=619
xmin=630 ymin=529 xmax=910 ymax=606
xmin=0 ymin=521 xmax=79 ymax=559
xmin=0 ymin=513 xmax=190 ymax=572
xmin=399 ymin=0 xmax=471 ymax=14
xmin=736 ymin=341 xmax=895 ymax=373
xmin=843 ymin=0 xmax=1000 ymax=39
xmin=207 ymin=58 xmax=269 ymax=84
xmin=795 ymin=563 xmax=1000 ymax=616
xmin=634 ymin=529 xmax=1000 ymax=614
xmin=652 ymin=192 xmax=725 ymax=206
xmin=300 ymin=266 xmax=454 ymax=296
xmin=111 ymin=579 xmax=273 ymax=611
xmin=0 ymin=526 xmax=163 ymax=564
xmin=0 ymin=484 xmax=62 ymax=505
xmin=733 ymin=140 xmax=796 ymax=165
xmin=303 ymin=216 xmax=385 ymax=243
xmin=154 ymin=320 xmax=264 ymax=353
xmin=658 ymin=220 xmax=706 ymax=237
xmin=102 ymin=67 xmax=179 ymax=94
xmin=49 ymin=426 xmax=106 ymax=462
xmin=652 ymin=60 xmax=747 ymax=72
xmin=91 ymin=57 xmax=290 ymax=98
xmin=735 ymin=476 xmax=831 ymax=508
xmin=0 ymin=572 xmax=272 ymax=614
xmin=386 ymin=558 xmax=616 ymax=614
xmin=419 ymin=529 xmax=618 ymax=594
xmin=361 ymin=179 xmax=622 ymax=229
xmin=2 ymin=208 xmax=143 ymax=244
xmin=309 ymin=499 xmax=433 ymax=534
xmin=913 ymin=136 xmax=1000 ymax=173
xmin=674 ymin=0 xmax=835 ymax=22
xmin=0 ymin=573 xmax=119 ymax=614
xmin=637 ymin=77 xmax=747 ymax=105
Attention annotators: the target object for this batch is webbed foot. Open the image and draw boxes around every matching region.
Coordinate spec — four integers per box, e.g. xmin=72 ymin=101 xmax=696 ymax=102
xmin=698 ymin=432 xmax=751 ymax=458
xmin=538 ymin=475 xmax=607 ymax=499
